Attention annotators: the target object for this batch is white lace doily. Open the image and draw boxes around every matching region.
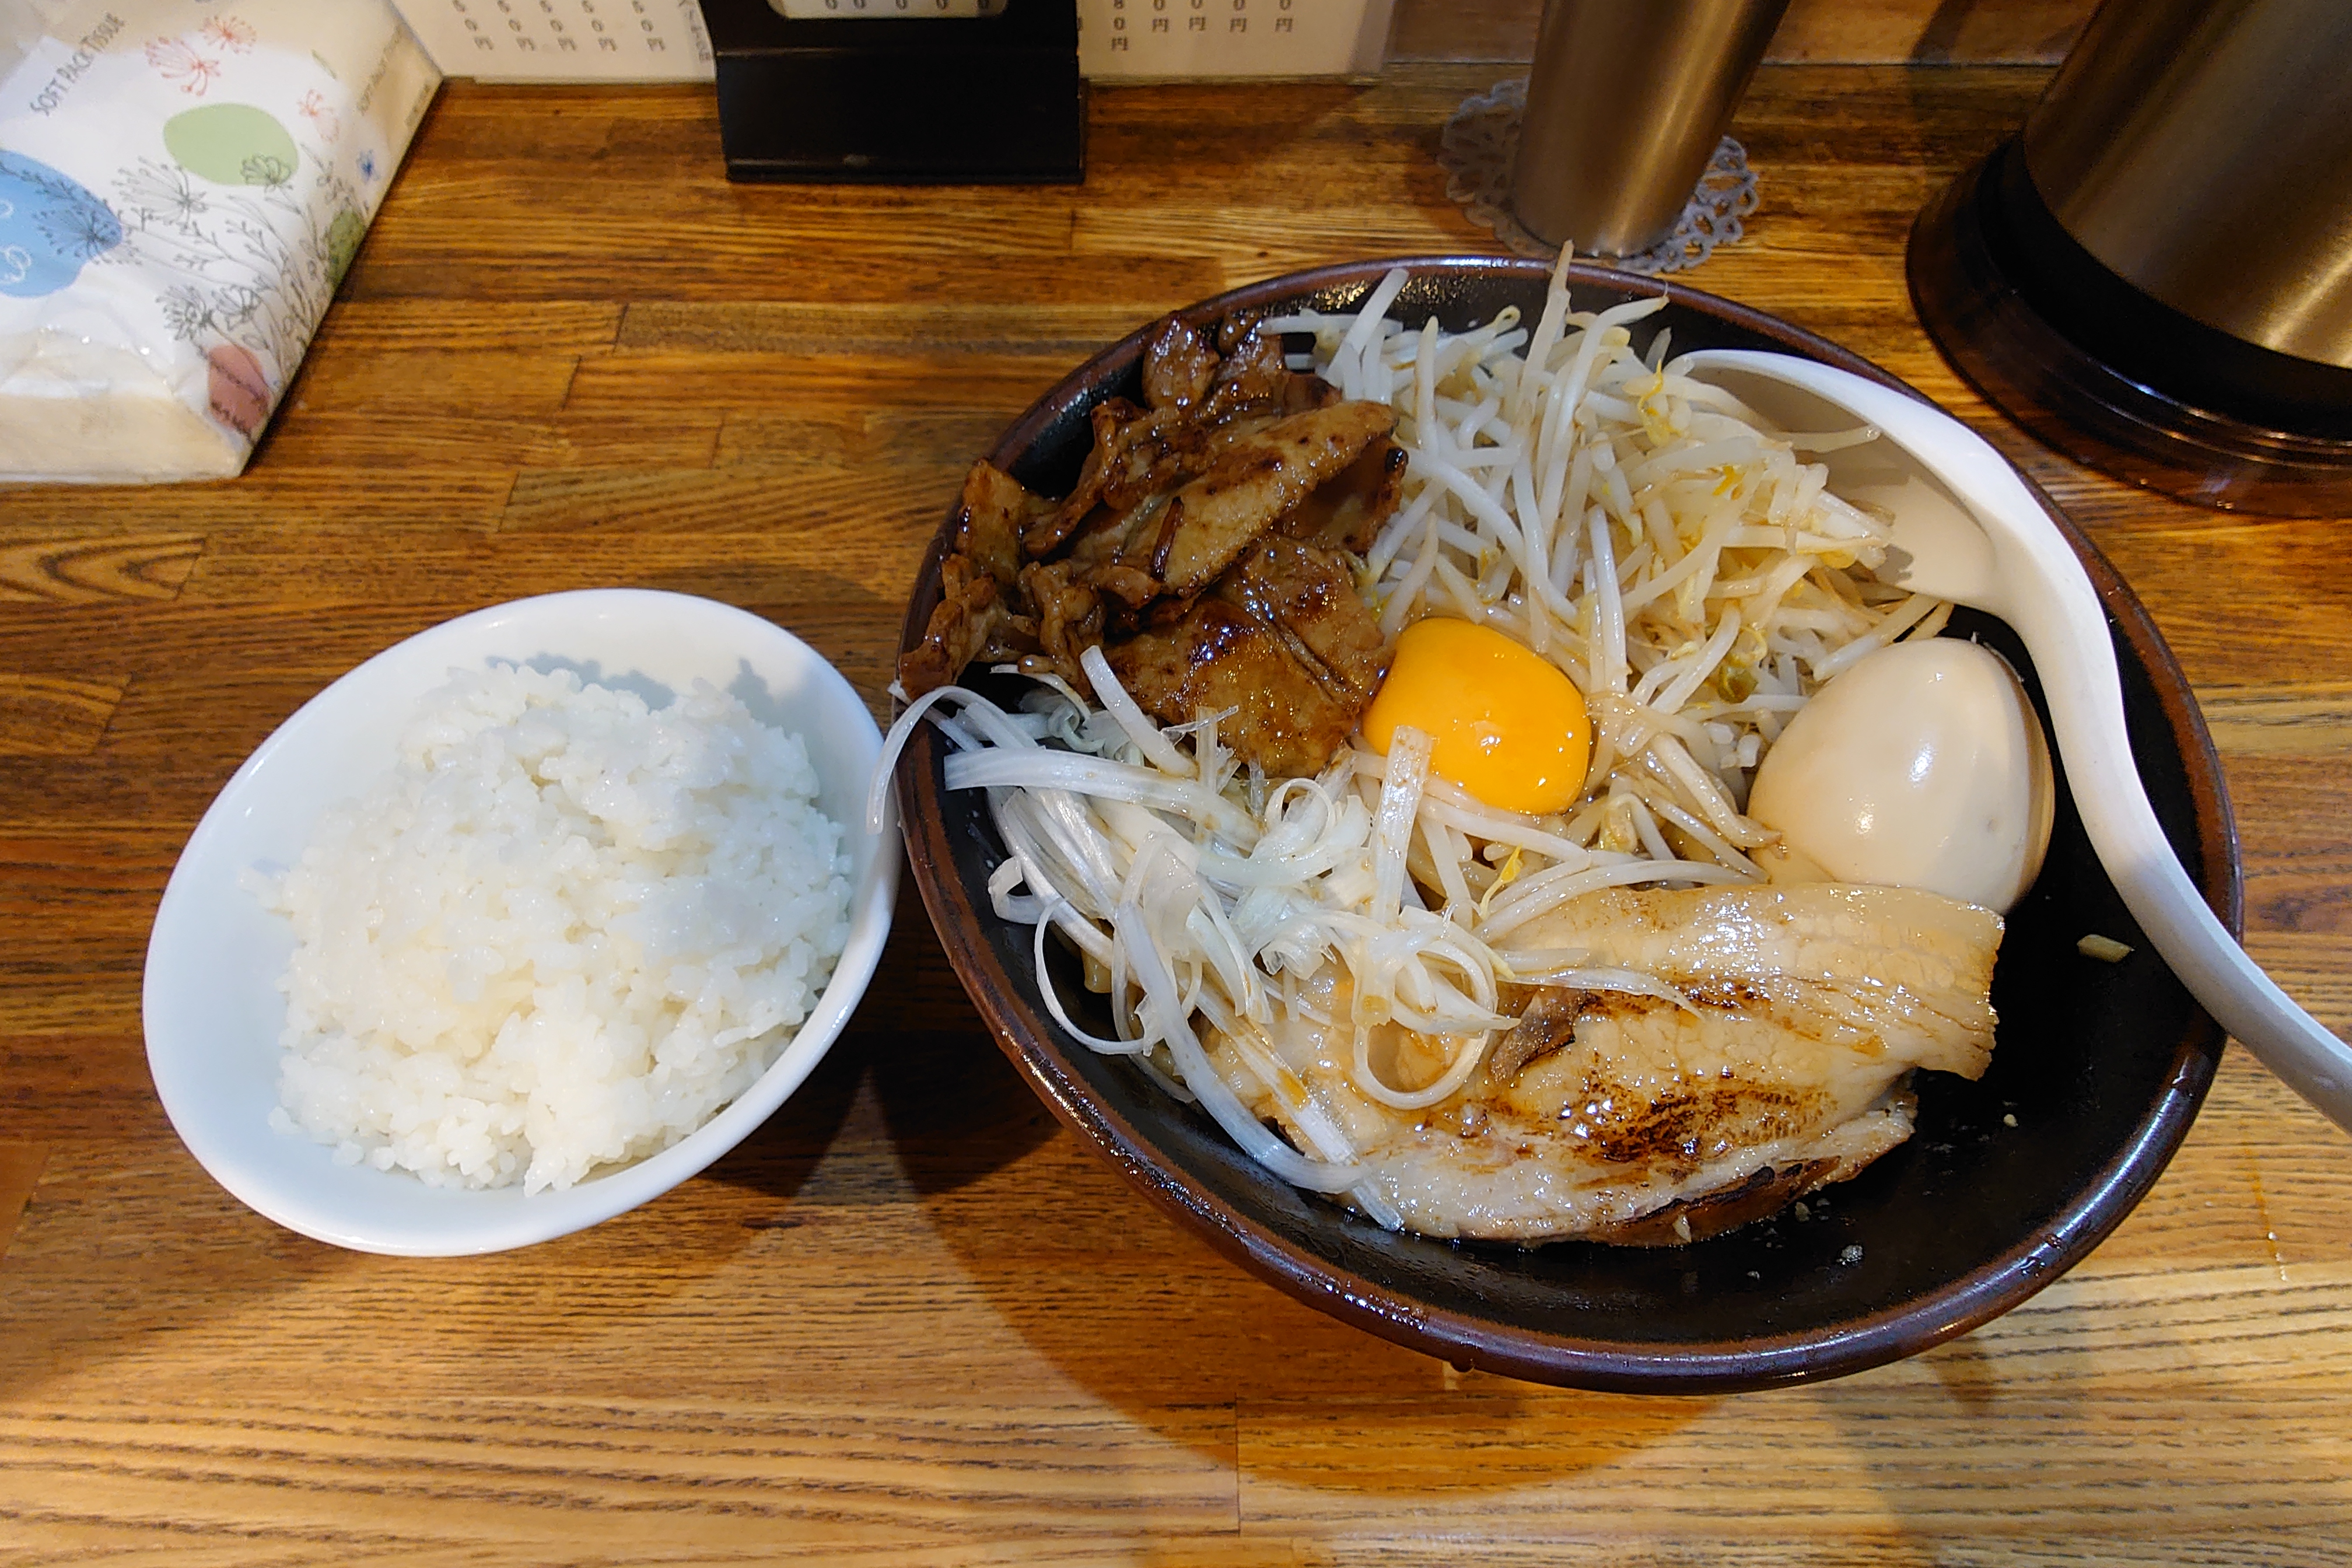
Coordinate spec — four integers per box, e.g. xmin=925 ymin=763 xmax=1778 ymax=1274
xmin=1438 ymin=78 xmax=1760 ymax=275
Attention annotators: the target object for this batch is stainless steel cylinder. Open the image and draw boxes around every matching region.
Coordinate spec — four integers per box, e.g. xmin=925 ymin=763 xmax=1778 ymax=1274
xmin=2022 ymin=0 xmax=2352 ymax=370
xmin=1509 ymin=0 xmax=1790 ymax=258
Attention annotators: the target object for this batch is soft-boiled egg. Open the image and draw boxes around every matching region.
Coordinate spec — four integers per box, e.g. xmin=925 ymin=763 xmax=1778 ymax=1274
xmin=1746 ymin=638 xmax=2054 ymax=912
xmin=1362 ymin=617 xmax=1591 ymax=816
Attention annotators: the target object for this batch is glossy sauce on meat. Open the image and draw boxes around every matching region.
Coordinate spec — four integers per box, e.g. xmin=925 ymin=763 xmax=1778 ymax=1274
xmin=898 ymin=312 xmax=1404 ymax=776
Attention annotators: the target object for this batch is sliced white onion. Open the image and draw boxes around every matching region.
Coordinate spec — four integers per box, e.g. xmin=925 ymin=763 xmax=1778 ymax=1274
xmin=1349 ymin=1022 xmax=1491 ymax=1112
xmin=1116 ymin=900 xmax=1365 ymax=1194
xmin=1079 ymin=644 xmax=1194 ymax=778
xmin=947 ymin=749 xmax=1258 ymax=846
xmin=1368 ymin=726 xmax=1432 ymax=927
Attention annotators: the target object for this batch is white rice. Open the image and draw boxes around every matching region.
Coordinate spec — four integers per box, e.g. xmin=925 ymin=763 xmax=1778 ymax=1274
xmin=253 ymin=663 xmax=852 ymax=1193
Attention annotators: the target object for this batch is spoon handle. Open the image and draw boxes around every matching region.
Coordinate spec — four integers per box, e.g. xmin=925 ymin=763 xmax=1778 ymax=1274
xmin=1881 ymin=377 xmax=2352 ymax=1135
xmin=2029 ymin=550 xmax=2352 ymax=1135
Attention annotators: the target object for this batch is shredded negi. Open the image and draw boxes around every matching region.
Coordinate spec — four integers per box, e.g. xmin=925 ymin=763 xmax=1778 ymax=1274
xmin=875 ymin=254 xmax=1957 ymax=1227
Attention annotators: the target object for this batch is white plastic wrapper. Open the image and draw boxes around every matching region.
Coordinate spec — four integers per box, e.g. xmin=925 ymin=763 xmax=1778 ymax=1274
xmin=0 ymin=1 xmax=439 ymax=482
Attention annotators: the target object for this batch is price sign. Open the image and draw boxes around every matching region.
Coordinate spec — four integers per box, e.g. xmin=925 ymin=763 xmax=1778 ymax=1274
xmin=1079 ymin=0 xmax=1387 ymax=78
xmin=390 ymin=0 xmax=715 ymax=80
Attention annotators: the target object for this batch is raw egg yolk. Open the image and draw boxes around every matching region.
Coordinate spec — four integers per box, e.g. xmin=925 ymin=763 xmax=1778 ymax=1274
xmin=1362 ymin=618 xmax=1591 ymax=816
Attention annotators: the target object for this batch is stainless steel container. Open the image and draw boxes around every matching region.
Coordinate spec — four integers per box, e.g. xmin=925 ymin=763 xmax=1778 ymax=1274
xmin=2022 ymin=0 xmax=2352 ymax=372
xmin=1509 ymin=0 xmax=1790 ymax=258
xmin=1906 ymin=0 xmax=2352 ymax=514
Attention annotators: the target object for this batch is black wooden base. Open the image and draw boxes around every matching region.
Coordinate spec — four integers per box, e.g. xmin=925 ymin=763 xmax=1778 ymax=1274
xmin=1907 ymin=139 xmax=2352 ymax=517
xmin=701 ymin=0 xmax=1084 ymax=184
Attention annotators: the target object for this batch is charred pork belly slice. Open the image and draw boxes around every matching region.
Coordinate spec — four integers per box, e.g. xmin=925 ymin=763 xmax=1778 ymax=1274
xmin=1104 ymin=599 xmax=1359 ymax=780
xmin=1026 ymin=394 xmax=1313 ymax=562
xmin=1024 ymin=397 xmax=1152 ymax=559
xmin=955 ymin=460 xmax=1045 ymax=587
xmin=1034 ymin=315 xmax=1371 ymax=550
xmin=1023 ymin=392 xmax=1240 ymax=562
xmin=1151 ymin=402 xmax=1396 ymax=594
xmin=1208 ymin=884 xmax=2001 ymax=1245
xmin=1502 ymin=884 xmax=2000 ymax=1082
xmin=1202 ymin=321 xmax=1339 ymax=422
xmin=1055 ymin=402 xmax=1363 ymax=587
xmin=899 ymin=554 xmax=1010 ymax=699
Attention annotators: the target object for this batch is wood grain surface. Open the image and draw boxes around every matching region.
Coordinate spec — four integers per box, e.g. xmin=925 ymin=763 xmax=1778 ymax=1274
xmin=4 ymin=65 xmax=2350 ymax=1564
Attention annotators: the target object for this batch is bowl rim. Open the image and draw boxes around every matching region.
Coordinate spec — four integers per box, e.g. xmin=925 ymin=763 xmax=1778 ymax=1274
xmin=143 ymin=586 xmax=900 ymax=1256
xmin=893 ymin=257 xmax=2238 ymax=1392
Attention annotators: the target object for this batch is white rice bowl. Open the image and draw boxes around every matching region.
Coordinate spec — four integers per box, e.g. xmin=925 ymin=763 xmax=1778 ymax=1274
xmin=257 ymin=664 xmax=852 ymax=1194
xmin=143 ymin=589 xmax=897 ymax=1256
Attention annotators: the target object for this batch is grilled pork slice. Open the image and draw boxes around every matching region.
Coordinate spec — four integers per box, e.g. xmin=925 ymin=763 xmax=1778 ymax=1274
xmin=1152 ymin=402 xmax=1395 ymax=593
xmin=1216 ymin=537 xmax=1386 ymax=704
xmin=1276 ymin=436 xmax=1408 ymax=555
xmin=900 ymin=463 xmax=1048 ymax=695
xmin=1142 ymin=315 xmax=1220 ymax=411
xmin=1208 ymin=884 xmax=2001 ymax=1244
xmin=897 ymin=312 xmax=1401 ymax=737
xmin=1027 ymin=323 xmax=1346 ymax=561
xmin=1106 ymin=539 xmax=1384 ymax=778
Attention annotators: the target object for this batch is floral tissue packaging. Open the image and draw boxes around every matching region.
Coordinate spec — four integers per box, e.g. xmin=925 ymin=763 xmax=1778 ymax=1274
xmin=0 ymin=1 xmax=439 ymax=481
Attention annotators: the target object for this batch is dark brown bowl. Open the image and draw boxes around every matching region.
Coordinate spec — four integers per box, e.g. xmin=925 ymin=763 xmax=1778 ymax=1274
xmin=894 ymin=257 xmax=2237 ymax=1393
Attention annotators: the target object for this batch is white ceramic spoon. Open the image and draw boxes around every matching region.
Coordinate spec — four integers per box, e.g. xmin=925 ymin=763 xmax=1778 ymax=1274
xmin=1677 ymin=348 xmax=2352 ymax=1136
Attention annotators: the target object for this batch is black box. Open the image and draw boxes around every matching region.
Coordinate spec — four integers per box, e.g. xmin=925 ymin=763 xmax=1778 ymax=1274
xmin=699 ymin=0 xmax=1085 ymax=184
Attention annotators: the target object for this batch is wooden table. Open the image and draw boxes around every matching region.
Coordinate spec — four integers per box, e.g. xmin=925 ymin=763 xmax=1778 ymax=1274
xmin=6 ymin=64 xmax=2350 ymax=1563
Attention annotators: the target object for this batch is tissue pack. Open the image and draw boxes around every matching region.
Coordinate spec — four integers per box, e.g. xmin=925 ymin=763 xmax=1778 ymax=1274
xmin=0 ymin=1 xmax=439 ymax=482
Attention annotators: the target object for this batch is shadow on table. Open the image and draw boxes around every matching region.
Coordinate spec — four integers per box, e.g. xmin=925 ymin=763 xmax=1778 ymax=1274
xmin=702 ymin=902 xmax=1058 ymax=1211
xmin=696 ymin=1020 xmax=873 ymax=1209
xmin=866 ymin=1027 xmax=1065 ymax=1200
xmin=849 ymin=931 xmax=1717 ymax=1493
xmin=0 ymin=1123 xmax=359 ymax=1401
xmin=0 ymin=1051 xmax=882 ymax=1405
xmin=834 ymin=904 xmax=1062 ymax=1198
